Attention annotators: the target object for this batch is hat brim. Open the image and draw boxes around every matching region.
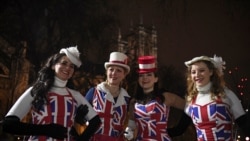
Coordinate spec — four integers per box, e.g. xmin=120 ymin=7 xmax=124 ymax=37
xmin=185 ymin=56 xmax=215 ymax=67
xmin=104 ymin=62 xmax=130 ymax=73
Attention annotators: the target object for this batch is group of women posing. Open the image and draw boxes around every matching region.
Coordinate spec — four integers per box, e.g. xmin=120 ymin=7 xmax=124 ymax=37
xmin=2 ymin=46 xmax=250 ymax=141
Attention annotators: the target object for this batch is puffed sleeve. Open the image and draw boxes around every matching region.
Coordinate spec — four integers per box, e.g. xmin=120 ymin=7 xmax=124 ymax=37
xmin=6 ymin=87 xmax=34 ymax=119
xmin=224 ymin=88 xmax=245 ymax=119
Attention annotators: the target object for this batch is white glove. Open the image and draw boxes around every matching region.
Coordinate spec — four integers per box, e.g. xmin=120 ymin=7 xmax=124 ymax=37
xmin=124 ymin=127 xmax=134 ymax=140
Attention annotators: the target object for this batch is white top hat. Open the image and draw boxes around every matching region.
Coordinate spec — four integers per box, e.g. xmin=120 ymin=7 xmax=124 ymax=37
xmin=60 ymin=46 xmax=82 ymax=68
xmin=104 ymin=52 xmax=130 ymax=73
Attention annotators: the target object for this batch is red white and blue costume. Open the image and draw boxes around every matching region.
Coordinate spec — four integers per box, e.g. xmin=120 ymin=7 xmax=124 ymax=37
xmin=6 ymin=77 xmax=97 ymax=141
xmin=85 ymin=82 xmax=130 ymax=141
xmin=134 ymin=99 xmax=171 ymax=141
xmin=185 ymin=82 xmax=245 ymax=141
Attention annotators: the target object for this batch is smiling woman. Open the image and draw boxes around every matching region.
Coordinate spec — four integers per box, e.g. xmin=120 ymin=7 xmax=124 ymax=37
xmin=2 ymin=46 xmax=101 ymax=141
xmin=85 ymin=52 xmax=131 ymax=141
xmin=184 ymin=55 xmax=250 ymax=140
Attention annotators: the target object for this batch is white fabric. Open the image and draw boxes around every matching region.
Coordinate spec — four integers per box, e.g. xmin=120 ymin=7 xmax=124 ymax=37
xmin=124 ymin=127 xmax=134 ymax=140
xmin=139 ymin=63 xmax=155 ymax=69
xmin=6 ymin=76 xmax=97 ymax=121
xmin=60 ymin=46 xmax=82 ymax=68
xmin=96 ymin=82 xmax=130 ymax=107
xmin=104 ymin=52 xmax=130 ymax=73
xmin=185 ymin=56 xmax=215 ymax=67
xmin=185 ymin=83 xmax=245 ymax=119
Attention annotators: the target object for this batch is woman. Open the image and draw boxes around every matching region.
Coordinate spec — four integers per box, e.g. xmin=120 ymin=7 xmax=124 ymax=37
xmin=124 ymin=55 xmax=187 ymax=141
xmin=85 ymin=52 xmax=131 ymax=141
xmin=184 ymin=55 xmax=250 ymax=140
xmin=2 ymin=46 xmax=101 ymax=141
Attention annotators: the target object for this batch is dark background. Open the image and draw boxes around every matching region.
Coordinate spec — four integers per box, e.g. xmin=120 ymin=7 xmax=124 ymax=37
xmin=1 ymin=0 xmax=250 ymax=79
xmin=0 ymin=0 xmax=249 ymax=140
xmin=2 ymin=0 xmax=249 ymax=107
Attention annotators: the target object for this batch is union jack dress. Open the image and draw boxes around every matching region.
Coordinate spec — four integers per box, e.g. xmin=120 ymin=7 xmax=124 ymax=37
xmin=187 ymin=96 xmax=233 ymax=141
xmin=134 ymin=99 xmax=171 ymax=141
xmin=86 ymin=82 xmax=130 ymax=141
xmin=29 ymin=89 xmax=77 ymax=141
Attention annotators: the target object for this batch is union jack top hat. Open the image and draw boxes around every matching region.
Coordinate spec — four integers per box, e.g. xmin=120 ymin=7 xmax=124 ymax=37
xmin=138 ymin=55 xmax=157 ymax=74
xmin=104 ymin=52 xmax=130 ymax=73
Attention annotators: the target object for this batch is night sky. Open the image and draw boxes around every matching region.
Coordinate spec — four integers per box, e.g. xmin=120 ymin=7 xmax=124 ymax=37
xmin=114 ymin=0 xmax=250 ymax=80
xmin=1 ymin=1 xmax=249 ymax=140
xmin=1 ymin=0 xmax=249 ymax=91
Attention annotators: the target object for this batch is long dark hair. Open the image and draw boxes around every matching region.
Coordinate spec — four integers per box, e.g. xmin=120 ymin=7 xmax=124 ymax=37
xmin=134 ymin=72 xmax=165 ymax=104
xmin=31 ymin=53 xmax=75 ymax=111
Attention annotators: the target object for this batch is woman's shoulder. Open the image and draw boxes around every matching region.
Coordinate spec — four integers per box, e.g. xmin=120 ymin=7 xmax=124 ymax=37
xmin=67 ymin=87 xmax=82 ymax=95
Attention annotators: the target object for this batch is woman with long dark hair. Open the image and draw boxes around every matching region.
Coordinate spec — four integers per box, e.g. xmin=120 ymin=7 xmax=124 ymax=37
xmin=124 ymin=56 xmax=188 ymax=141
xmin=2 ymin=46 xmax=100 ymax=141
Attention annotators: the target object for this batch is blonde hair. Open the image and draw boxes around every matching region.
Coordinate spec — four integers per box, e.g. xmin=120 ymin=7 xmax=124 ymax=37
xmin=186 ymin=60 xmax=226 ymax=103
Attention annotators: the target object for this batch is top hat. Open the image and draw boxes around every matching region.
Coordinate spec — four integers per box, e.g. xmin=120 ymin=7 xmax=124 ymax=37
xmin=60 ymin=46 xmax=82 ymax=68
xmin=104 ymin=52 xmax=130 ymax=73
xmin=138 ymin=56 xmax=157 ymax=74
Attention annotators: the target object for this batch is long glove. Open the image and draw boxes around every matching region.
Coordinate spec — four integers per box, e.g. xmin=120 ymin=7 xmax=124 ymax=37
xmin=167 ymin=112 xmax=192 ymax=137
xmin=70 ymin=115 xmax=101 ymax=141
xmin=235 ymin=105 xmax=250 ymax=136
xmin=2 ymin=116 xmax=67 ymax=139
xmin=74 ymin=104 xmax=89 ymax=125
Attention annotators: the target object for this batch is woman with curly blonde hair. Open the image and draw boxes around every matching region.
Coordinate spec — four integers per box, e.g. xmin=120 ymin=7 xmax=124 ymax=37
xmin=184 ymin=55 xmax=249 ymax=141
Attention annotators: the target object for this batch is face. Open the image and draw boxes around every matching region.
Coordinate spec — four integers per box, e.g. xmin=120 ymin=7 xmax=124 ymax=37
xmin=53 ymin=56 xmax=75 ymax=81
xmin=138 ymin=72 xmax=158 ymax=93
xmin=190 ymin=61 xmax=213 ymax=87
xmin=106 ymin=65 xmax=126 ymax=86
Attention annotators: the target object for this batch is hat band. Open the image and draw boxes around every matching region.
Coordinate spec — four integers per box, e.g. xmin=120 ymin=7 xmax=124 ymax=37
xmin=110 ymin=60 xmax=127 ymax=65
xmin=139 ymin=63 xmax=155 ymax=69
xmin=139 ymin=68 xmax=156 ymax=72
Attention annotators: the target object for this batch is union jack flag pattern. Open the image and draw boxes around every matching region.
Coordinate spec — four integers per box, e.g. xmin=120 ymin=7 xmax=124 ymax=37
xmin=29 ymin=91 xmax=77 ymax=141
xmin=91 ymin=88 xmax=129 ymax=141
xmin=134 ymin=100 xmax=171 ymax=141
xmin=188 ymin=98 xmax=233 ymax=141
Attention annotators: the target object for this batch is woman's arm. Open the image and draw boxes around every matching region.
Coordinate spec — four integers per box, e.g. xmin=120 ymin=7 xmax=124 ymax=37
xmin=163 ymin=92 xmax=186 ymax=110
xmin=3 ymin=115 xmax=67 ymax=139
xmin=3 ymin=87 xmax=68 ymax=139
xmin=6 ymin=87 xmax=33 ymax=118
xmin=72 ymin=89 xmax=98 ymax=121
xmin=124 ymin=98 xmax=137 ymax=140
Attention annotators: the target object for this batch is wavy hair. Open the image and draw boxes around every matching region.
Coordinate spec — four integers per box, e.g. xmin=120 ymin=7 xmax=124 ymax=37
xmin=186 ymin=60 xmax=226 ymax=103
xmin=31 ymin=53 xmax=75 ymax=111
xmin=134 ymin=72 xmax=165 ymax=104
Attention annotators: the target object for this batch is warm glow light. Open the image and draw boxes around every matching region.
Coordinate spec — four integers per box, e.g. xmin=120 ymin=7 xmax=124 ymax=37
xmin=246 ymin=137 xmax=249 ymax=141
